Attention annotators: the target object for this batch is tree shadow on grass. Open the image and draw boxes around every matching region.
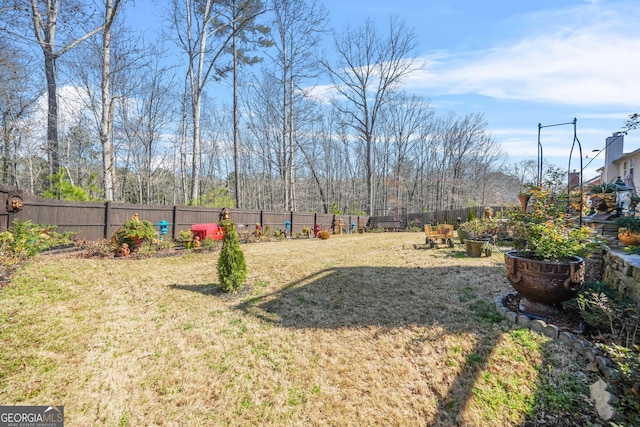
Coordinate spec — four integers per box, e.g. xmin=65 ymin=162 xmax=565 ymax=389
xmin=232 ymin=265 xmax=511 ymax=425
xmin=171 ymin=264 xmax=597 ymax=425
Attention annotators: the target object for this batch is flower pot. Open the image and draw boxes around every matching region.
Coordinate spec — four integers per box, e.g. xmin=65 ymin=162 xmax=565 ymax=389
xmin=517 ymin=194 xmax=531 ymax=212
xmin=465 ymin=240 xmax=485 ymax=258
xmin=618 ymin=229 xmax=640 ymax=246
xmin=504 ymin=250 xmax=585 ymax=316
xmin=589 ymin=192 xmax=617 ymax=212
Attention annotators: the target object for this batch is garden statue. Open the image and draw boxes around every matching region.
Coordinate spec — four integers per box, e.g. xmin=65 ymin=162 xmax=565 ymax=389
xmin=484 ymin=207 xmax=494 ymax=220
xmin=116 ymin=243 xmax=130 ymax=258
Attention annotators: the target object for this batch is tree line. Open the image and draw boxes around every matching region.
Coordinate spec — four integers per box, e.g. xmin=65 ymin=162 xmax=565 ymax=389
xmin=0 ymin=0 xmax=530 ymax=215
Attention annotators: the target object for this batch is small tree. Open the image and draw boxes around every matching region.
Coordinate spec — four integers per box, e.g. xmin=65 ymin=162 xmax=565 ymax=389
xmin=217 ymin=220 xmax=247 ymax=292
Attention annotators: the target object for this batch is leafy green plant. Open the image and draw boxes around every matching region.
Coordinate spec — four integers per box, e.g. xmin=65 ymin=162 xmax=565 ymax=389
xmin=1 ymin=219 xmax=74 ymax=258
xmin=201 ymin=237 xmax=220 ymax=251
xmin=624 ymin=245 xmax=640 ymax=255
xmin=588 ymin=180 xmax=619 ymax=194
xmin=179 ymin=230 xmax=194 ymax=241
xmin=112 ymin=216 xmax=158 ymax=249
xmin=598 ymin=343 xmax=640 ymax=425
xmin=457 ymin=218 xmax=498 ymax=241
xmin=217 ymin=220 xmax=247 ymax=292
xmin=615 ymin=215 xmax=640 ymax=233
xmin=508 ymin=187 xmax=601 ymax=261
xmin=42 ymin=167 xmax=102 ymax=201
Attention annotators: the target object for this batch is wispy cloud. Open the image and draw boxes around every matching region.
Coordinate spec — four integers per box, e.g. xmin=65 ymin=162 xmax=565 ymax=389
xmin=407 ymin=2 xmax=640 ymax=107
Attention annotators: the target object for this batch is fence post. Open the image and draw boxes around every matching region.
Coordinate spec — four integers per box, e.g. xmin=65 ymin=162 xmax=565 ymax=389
xmin=104 ymin=201 xmax=112 ymax=239
xmin=172 ymin=205 xmax=179 ymax=241
xmin=260 ymin=210 xmax=264 ymax=227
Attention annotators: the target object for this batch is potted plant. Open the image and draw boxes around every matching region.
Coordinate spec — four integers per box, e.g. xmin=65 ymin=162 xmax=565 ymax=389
xmin=112 ymin=214 xmax=158 ymax=251
xmin=517 ymin=183 xmax=539 ymax=212
xmin=457 ymin=218 xmax=498 ymax=257
xmin=179 ymin=229 xmax=195 ymax=249
xmin=614 ymin=215 xmax=640 ymax=246
xmin=505 ymin=187 xmax=600 ymax=315
xmin=588 ymin=181 xmax=619 ymax=213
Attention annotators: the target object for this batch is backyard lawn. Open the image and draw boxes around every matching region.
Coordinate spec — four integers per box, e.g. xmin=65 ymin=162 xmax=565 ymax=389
xmin=0 ymin=233 xmax=600 ymax=426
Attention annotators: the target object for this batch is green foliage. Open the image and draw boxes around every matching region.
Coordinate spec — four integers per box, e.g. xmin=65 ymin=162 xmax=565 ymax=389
xmin=201 ymin=237 xmax=220 ymax=251
xmin=113 ymin=218 xmax=158 ymax=248
xmin=329 ymin=202 xmax=343 ymax=215
xmin=615 ymin=215 xmax=640 ymax=233
xmin=624 ymin=245 xmax=640 ymax=255
xmin=576 ymin=282 xmax=639 ymax=349
xmin=42 ymin=168 xmax=102 ymax=201
xmin=508 ymin=187 xmax=602 ymax=261
xmin=0 ymin=219 xmax=74 ymax=258
xmin=598 ymin=343 xmax=640 ymax=424
xmin=467 ymin=207 xmax=476 ymax=220
xmin=179 ymin=230 xmax=194 ymax=241
xmin=346 ymin=201 xmax=365 ymax=216
xmin=457 ymin=218 xmax=498 ymax=241
xmin=190 ymin=187 xmax=236 ymax=208
xmin=217 ymin=220 xmax=247 ymax=292
xmin=574 ymin=281 xmax=640 ymax=424
xmin=588 ymin=180 xmax=619 ymax=194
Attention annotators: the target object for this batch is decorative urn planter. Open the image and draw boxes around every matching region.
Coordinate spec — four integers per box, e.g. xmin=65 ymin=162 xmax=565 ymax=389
xmin=504 ymin=250 xmax=585 ymax=316
xmin=618 ymin=229 xmax=640 ymax=246
xmin=517 ymin=194 xmax=531 ymax=212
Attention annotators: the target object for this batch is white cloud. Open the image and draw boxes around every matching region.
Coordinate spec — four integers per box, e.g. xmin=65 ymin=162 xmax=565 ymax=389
xmin=406 ymin=3 xmax=640 ymax=107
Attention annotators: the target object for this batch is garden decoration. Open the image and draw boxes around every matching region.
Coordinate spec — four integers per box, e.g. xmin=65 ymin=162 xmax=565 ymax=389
xmin=505 ymin=187 xmax=598 ymax=316
xmin=457 ymin=218 xmax=498 ymax=257
xmin=614 ymin=215 xmax=640 ymax=246
xmin=111 ymin=213 xmax=158 ymax=252
xmin=424 ymin=224 xmax=454 ymax=248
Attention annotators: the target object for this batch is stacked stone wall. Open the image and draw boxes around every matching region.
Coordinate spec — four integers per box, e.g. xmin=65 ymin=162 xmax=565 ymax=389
xmin=602 ymin=250 xmax=640 ymax=306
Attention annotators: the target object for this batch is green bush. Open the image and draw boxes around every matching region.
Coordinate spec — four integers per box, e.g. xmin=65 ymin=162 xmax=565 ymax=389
xmin=217 ymin=220 xmax=247 ymax=292
xmin=0 ymin=219 xmax=74 ymax=258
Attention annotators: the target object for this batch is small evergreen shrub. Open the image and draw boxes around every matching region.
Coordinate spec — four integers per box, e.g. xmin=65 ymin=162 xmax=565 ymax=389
xmin=317 ymin=230 xmax=330 ymax=240
xmin=217 ymin=220 xmax=247 ymax=292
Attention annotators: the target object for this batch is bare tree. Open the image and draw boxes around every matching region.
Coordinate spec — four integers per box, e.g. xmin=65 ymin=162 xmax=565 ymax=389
xmin=266 ymin=0 xmax=328 ymax=210
xmin=0 ymin=38 xmax=40 ymax=185
xmin=322 ymin=16 xmax=418 ymax=215
xmin=3 ymin=0 xmax=103 ymax=176
xmin=169 ymin=0 xmax=237 ymax=204
xmin=98 ymin=0 xmax=125 ymax=200
xmin=223 ymin=0 xmax=271 ymax=208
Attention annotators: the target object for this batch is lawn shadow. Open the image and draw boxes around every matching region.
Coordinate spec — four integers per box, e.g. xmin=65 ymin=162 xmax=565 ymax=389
xmin=168 ymin=283 xmax=253 ymax=299
xmin=233 ymin=265 xmax=512 ymax=425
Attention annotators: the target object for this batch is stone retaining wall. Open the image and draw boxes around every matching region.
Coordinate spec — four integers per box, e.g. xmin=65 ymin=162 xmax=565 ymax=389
xmin=602 ymin=250 xmax=640 ymax=306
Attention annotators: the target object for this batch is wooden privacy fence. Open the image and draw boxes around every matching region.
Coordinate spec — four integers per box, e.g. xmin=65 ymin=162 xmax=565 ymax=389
xmin=0 ymin=185 xmax=369 ymax=241
xmin=0 ymin=185 xmax=507 ymax=241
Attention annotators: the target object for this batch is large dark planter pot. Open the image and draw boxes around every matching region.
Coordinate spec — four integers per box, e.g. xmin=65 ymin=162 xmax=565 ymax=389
xmin=504 ymin=250 xmax=585 ymax=315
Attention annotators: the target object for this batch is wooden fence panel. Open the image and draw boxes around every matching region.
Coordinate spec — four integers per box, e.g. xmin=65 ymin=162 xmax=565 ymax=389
xmin=0 ymin=185 xmax=503 ymax=241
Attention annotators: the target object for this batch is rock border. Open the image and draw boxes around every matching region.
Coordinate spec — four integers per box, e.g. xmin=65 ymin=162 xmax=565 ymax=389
xmin=495 ymin=292 xmax=619 ymax=422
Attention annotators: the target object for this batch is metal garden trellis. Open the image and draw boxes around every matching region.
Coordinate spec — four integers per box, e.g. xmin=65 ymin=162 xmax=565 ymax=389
xmin=537 ymin=117 xmax=583 ymax=225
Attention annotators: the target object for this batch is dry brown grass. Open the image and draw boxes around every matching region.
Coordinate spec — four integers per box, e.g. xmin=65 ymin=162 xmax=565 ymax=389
xmin=0 ymin=233 xmax=598 ymax=426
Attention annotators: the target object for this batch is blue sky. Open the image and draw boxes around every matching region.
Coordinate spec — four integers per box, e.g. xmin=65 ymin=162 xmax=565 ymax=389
xmin=128 ymin=0 xmax=640 ymax=180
